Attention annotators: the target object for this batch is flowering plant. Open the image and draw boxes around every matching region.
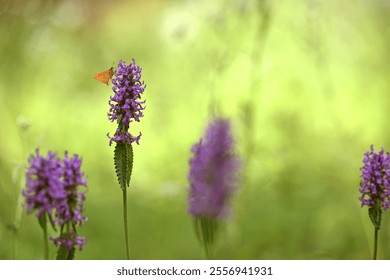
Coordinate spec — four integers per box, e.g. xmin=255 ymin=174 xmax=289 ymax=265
xmin=106 ymin=58 xmax=146 ymax=259
xmin=359 ymin=145 xmax=390 ymax=259
xmin=187 ymin=118 xmax=240 ymax=258
xmin=23 ymin=150 xmax=87 ymax=259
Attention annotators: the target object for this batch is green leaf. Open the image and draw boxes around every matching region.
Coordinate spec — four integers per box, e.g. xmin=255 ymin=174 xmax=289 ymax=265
xmin=114 ymin=142 xmax=134 ymax=190
xmin=48 ymin=214 xmax=57 ymax=231
xmin=194 ymin=216 xmax=219 ymax=259
xmin=368 ymin=206 xmax=382 ymax=230
xmin=56 ymin=246 xmax=68 ymax=260
xmin=126 ymin=143 xmax=134 ymax=187
xmin=38 ymin=213 xmax=46 ymax=231
xmin=38 ymin=212 xmax=57 ymax=231
xmin=56 ymin=246 xmax=75 ymax=260
xmin=67 ymin=248 xmax=75 ymax=260
xmin=114 ymin=143 xmax=128 ymax=191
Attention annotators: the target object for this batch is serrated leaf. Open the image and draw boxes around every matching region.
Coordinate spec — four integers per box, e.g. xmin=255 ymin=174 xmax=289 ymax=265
xmin=114 ymin=143 xmax=128 ymax=191
xmin=126 ymin=143 xmax=134 ymax=187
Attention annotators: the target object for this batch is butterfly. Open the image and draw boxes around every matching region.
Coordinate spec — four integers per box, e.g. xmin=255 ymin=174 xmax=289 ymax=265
xmin=94 ymin=67 xmax=114 ymax=85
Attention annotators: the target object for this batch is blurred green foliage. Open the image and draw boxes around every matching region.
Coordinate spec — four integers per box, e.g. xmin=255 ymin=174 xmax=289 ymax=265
xmin=1 ymin=0 xmax=390 ymax=259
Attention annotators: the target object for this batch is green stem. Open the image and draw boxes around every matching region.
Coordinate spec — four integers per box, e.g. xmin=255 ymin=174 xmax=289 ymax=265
xmin=123 ymin=187 xmax=130 ymax=260
xmin=42 ymin=214 xmax=49 ymax=260
xmin=10 ymin=224 xmax=17 ymax=260
xmin=11 ymin=164 xmax=25 ymax=259
xmin=373 ymin=226 xmax=379 ymax=260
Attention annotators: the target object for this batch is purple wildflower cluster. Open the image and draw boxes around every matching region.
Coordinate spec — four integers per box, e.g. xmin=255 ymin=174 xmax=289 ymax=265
xmin=359 ymin=145 xmax=390 ymax=211
xmin=188 ymin=118 xmax=240 ymax=218
xmin=23 ymin=149 xmax=87 ymax=251
xmin=108 ymin=59 xmax=146 ymax=145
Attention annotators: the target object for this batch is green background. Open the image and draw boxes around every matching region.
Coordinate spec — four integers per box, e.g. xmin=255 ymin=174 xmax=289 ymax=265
xmin=1 ymin=0 xmax=390 ymax=259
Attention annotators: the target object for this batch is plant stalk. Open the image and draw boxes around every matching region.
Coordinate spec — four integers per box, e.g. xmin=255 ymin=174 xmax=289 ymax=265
xmin=123 ymin=187 xmax=130 ymax=260
xmin=373 ymin=226 xmax=379 ymax=260
xmin=42 ymin=214 xmax=49 ymax=260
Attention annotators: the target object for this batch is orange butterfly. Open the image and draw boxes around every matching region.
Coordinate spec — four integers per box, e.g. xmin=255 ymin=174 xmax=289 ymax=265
xmin=94 ymin=67 xmax=114 ymax=85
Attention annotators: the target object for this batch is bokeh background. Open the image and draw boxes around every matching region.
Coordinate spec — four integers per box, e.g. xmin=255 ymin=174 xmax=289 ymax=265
xmin=1 ymin=0 xmax=390 ymax=260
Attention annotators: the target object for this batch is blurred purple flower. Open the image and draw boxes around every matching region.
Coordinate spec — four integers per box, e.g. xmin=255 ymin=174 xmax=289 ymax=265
xmin=23 ymin=150 xmax=88 ymax=252
xmin=23 ymin=150 xmax=65 ymax=218
xmin=50 ymin=231 xmax=87 ymax=251
xmin=188 ymin=118 xmax=240 ymax=218
xmin=108 ymin=59 xmax=146 ymax=145
xmin=55 ymin=152 xmax=87 ymax=226
xmin=359 ymin=145 xmax=390 ymax=211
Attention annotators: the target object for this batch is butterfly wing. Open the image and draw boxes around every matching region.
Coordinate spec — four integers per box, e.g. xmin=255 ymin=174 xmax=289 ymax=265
xmin=94 ymin=67 xmax=114 ymax=85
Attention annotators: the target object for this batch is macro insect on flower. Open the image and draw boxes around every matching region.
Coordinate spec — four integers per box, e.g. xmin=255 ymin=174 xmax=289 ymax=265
xmin=106 ymin=58 xmax=146 ymax=259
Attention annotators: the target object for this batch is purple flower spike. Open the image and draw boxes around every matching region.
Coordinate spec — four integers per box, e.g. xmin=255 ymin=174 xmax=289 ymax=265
xmin=108 ymin=59 xmax=146 ymax=145
xmin=23 ymin=149 xmax=89 ymax=254
xmin=23 ymin=150 xmax=65 ymax=218
xmin=188 ymin=118 xmax=240 ymax=218
xmin=359 ymin=145 xmax=390 ymax=211
xmin=55 ymin=152 xmax=88 ymax=226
